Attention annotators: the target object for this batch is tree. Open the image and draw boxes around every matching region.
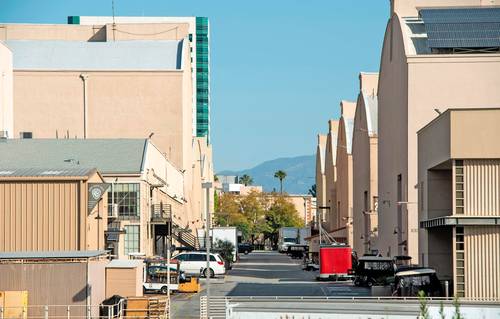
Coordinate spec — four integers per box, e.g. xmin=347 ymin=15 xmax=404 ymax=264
xmin=239 ymin=174 xmax=253 ymax=186
xmin=214 ymin=239 xmax=235 ymax=269
xmin=264 ymin=194 xmax=303 ymax=247
xmin=274 ymin=170 xmax=287 ymax=194
xmin=308 ymin=184 xmax=317 ymax=197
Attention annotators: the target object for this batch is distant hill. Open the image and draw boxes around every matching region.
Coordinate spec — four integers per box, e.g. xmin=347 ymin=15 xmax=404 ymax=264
xmin=217 ymin=155 xmax=315 ymax=194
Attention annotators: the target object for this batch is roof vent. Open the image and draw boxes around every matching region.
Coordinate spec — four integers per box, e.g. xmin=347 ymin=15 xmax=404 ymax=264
xmin=19 ymin=132 xmax=33 ymax=139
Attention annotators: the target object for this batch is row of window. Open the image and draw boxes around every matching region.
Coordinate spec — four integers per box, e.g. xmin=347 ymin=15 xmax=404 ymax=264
xmin=108 ymin=183 xmax=140 ymax=218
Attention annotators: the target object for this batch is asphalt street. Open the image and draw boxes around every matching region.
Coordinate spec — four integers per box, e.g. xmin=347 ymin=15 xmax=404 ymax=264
xmin=170 ymin=251 xmax=369 ymax=318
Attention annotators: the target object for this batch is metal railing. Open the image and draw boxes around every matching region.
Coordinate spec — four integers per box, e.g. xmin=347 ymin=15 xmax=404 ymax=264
xmin=199 ymin=296 xmax=500 ymax=319
xmin=0 ymin=297 xmax=170 ymax=319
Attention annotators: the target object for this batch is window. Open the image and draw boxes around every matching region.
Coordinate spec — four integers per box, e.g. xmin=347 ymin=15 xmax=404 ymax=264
xmin=190 ymin=254 xmax=205 ymax=261
xmin=455 ymin=160 xmax=464 ymax=215
xmin=124 ymin=225 xmax=140 ymax=255
xmin=108 ymin=183 xmax=140 ymax=219
xmin=455 ymin=226 xmax=465 ymax=297
xmin=175 ymin=254 xmax=188 ymax=261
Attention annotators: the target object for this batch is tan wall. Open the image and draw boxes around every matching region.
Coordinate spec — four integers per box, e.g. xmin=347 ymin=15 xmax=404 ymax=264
xmin=0 ymin=42 xmax=13 ymax=137
xmin=352 ymin=95 xmax=378 ymax=254
xmin=0 ymin=177 xmax=106 ymax=252
xmin=106 ymin=266 xmax=144 ymax=298
xmin=336 ymin=116 xmax=355 ymax=245
xmin=0 ymin=24 xmax=106 ymax=41
xmin=0 ymin=22 xmax=191 ymax=42
xmin=464 ymin=226 xmax=500 ymax=299
xmin=464 ymin=160 xmax=500 ymax=217
xmin=287 ymin=195 xmax=314 ymax=225
xmin=378 ymin=15 xmax=410 ymax=259
xmin=13 ymin=71 xmax=187 ymax=167
xmin=324 ymin=120 xmax=339 ymax=231
xmin=315 ymin=134 xmax=327 ymax=217
xmin=105 ymin=23 xmax=190 ymax=41
xmin=0 ymin=262 xmax=88 ymax=309
xmin=451 ymin=110 xmax=500 ymax=159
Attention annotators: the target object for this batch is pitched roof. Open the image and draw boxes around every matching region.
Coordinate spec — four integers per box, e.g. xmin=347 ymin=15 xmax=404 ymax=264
xmin=0 ymin=139 xmax=147 ymax=174
xmin=5 ymin=40 xmax=184 ymax=71
xmin=344 ymin=118 xmax=355 ymax=155
xmin=362 ymin=93 xmax=378 ymax=136
xmin=0 ymin=250 xmax=108 ymax=259
xmin=0 ymin=167 xmax=95 ymax=178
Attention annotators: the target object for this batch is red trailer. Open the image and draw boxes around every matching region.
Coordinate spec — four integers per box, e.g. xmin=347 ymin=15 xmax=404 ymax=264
xmin=319 ymin=244 xmax=352 ymax=280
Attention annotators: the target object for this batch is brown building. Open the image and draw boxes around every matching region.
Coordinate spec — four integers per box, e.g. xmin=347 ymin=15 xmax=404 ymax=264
xmin=418 ymin=108 xmax=500 ymax=299
xmin=0 ymin=251 xmax=108 ymax=317
xmin=0 ymin=168 xmax=107 ymax=252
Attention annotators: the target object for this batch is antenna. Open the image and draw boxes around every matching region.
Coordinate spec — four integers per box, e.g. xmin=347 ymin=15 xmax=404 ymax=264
xmin=112 ymin=0 xmax=116 ymax=41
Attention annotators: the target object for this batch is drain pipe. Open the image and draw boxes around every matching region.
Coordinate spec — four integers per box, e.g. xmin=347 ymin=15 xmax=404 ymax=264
xmin=79 ymin=74 xmax=89 ymax=138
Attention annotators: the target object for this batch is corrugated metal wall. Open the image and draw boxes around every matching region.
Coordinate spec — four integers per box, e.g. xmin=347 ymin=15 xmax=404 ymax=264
xmin=0 ymin=181 xmax=81 ymax=251
xmin=465 ymin=226 xmax=500 ymax=299
xmin=0 ymin=262 xmax=88 ymax=317
xmin=464 ymin=160 xmax=500 ymax=216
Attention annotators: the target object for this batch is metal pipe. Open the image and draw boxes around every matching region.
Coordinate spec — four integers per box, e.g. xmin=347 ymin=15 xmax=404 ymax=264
xmin=79 ymin=74 xmax=89 ymax=139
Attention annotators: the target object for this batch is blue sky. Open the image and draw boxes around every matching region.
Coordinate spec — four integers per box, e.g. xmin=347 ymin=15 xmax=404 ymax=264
xmin=0 ymin=0 xmax=389 ymax=171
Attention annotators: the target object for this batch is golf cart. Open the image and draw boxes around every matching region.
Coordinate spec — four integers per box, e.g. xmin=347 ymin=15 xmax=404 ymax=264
xmin=353 ymin=256 xmax=395 ymax=287
xmin=392 ymin=268 xmax=443 ymax=297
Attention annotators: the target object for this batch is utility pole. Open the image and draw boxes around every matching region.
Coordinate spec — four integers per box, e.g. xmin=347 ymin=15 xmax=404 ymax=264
xmin=202 ymin=182 xmax=212 ymax=318
xmin=317 ymin=206 xmax=331 ymax=246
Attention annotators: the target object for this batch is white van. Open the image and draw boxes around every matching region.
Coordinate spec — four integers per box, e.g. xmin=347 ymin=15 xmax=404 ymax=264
xmin=172 ymin=252 xmax=226 ymax=278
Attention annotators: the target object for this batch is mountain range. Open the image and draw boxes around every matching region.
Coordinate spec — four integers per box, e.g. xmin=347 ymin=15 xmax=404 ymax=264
xmin=217 ymin=155 xmax=315 ymax=194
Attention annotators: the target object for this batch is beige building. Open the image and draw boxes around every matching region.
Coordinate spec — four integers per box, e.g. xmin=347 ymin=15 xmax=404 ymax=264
xmin=0 ymin=168 xmax=107 ymax=252
xmin=0 ymin=139 xmax=197 ymax=259
xmin=323 ymin=120 xmax=339 ymax=231
xmin=377 ymin=0 xmax=500 ymax=261
xmin=315 ymin=134 xmax=327 ymax=217
xmin=0 ymin=21 xmax=214 ymax=241
xmin=0 ymin=41 xmax=12 ymax=139
xmin=333 ymin=101 xmax=356 ymax=245
xmin=286 ymin=195 xmax=316 ymax=226
xmin=352 ymin=73 xmax=379 ymax=255
xmin=418 ymin=108 xmax=500 ymax=299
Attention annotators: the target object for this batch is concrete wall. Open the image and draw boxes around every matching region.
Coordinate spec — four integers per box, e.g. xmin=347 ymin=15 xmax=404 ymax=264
xmin=0 ymin=41 xmax=13 ymax=138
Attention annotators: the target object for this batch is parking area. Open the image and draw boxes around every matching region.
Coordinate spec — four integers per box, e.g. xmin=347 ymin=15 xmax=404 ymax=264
xmin=169 ymin=251 xmax=370 ymax=318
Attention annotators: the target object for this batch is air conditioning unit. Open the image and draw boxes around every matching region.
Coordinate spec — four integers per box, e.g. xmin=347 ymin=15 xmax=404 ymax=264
xmin=108 ymin=204 xmax=119 ymax=218
xmin=0 ymin=131 xmax=8 ymax=139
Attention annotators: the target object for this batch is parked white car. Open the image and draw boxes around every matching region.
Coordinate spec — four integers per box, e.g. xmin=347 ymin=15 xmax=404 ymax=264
xmin=172 ymin=252 xmax=226 ymax=278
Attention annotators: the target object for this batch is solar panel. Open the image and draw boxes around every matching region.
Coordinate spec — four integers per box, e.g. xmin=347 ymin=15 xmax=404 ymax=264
xmin=420 ymin=8 xmax=500 ymax=49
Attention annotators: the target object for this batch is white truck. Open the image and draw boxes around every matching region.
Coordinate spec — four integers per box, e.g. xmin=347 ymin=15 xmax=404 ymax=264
xmin=197 ymin=226 xmax=239 ymax=262
xmin=278 ymin=227 xmax=311 ymax=253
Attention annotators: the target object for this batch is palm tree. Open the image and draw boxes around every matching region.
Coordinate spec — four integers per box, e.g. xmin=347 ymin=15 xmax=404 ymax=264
xmin=308 ymin=184 xmax=317 ymax=197
xmin=274 ymin=170 xmax=287 ymax=194
xmin=239 ymin=174 xmax=253 ymax=186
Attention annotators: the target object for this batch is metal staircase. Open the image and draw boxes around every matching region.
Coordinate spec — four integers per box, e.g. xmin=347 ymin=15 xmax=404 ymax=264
xmin=172 ymin=222 xmax=199 ymax=250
